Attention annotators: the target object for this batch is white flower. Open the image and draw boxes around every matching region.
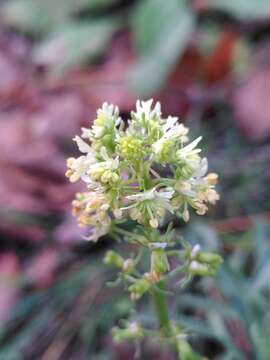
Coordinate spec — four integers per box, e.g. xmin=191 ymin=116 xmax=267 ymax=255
xmin=162 ymin=116 xmax=189 ymax=141
xmin=174 ymin=181 xmax=194 ymax=196
xmin=89 ymin=147 xmax=119 ymax=173
xmin=124 ymin=187 xmax=174 ymax=215
xmin=121 ymin=187 xmax=175 ymax=228
xmin=133 ymin=99 xmax=161 ymax=120
xmin=67 ymin=99 xmax=220 ymax=235
xmin=91 ymin=102 xmax=121 ymax=139
xmin=66 ymin=156 xmax=89 ymax=183
xmin=73 ymin=135 xmax=93 ymax=154
xmin=152 ymin=118 xmax=189 ymax=158
xmin=193 ymin=158 xmax=208 ymax=179
xmin=72 ymin=191 xmax=111 ymax=242
xmin=100 ymin=146 xmax=119 ymax=166
xmin=126 ymin=187 xmax=174 ymax=203
xmin=191 ymin=244 xmax=201 ymax=259
xmin=87 ymin=147 xmax=119 ymax=184
xmin=176 ymin=136 xmax=202 ymax=170
xmin=98 ymin=102 xmax=119 ymax=119
xmin=81 ymin=127 xmax=92 ymax=139
xmin=69 ymin=138 xmax=119 ymax=184
xmin=178 ymin=136 xmax=202 ymax=158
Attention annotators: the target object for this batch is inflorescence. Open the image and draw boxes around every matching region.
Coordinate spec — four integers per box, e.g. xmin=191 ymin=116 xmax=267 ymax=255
xmin=66 ymin=99 xmax=222 ymax=353
xmin=66 ymin=99 xmax=219 ymax=241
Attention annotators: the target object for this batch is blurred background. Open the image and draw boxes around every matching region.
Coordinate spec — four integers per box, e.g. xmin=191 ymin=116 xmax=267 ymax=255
xmin=0 ymin=0 xmax=270 ymax=359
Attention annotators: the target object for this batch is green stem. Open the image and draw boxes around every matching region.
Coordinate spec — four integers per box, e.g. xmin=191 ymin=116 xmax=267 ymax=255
xmin=113 ymin=227 xmax=135 ymax=238
xmin=151 ymin=281 xmax=171 ymax=337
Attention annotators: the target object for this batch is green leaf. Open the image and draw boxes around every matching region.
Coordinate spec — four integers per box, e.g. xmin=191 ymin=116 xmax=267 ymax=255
xmin=1 ymin=0 xmax=120 ymax=36
xmin=33 ymin=19 xmax=119 ymax=74
xmin=1 ymin=0 xmax=57 ymax=35
xmin=128 ymin=0 xmax=194 ymax=96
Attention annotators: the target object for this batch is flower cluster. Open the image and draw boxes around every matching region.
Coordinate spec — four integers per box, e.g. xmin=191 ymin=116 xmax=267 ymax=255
xmin=66 ymin=100 xmax=222 ymax=357
xmin=66 ymin=99 xmax=219 ymax=241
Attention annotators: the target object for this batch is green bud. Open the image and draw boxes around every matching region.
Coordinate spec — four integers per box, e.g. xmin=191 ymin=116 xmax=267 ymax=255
xmin=122 ymin=259 xmax=135 ymax=274
xmin=112 ymin=322 xmax=144 ymax=343
xmin=188 ymin=261 xmax=215 ymax=277
xmin=102 ymin=133 xmax=115 ymax=151
xmin=156 ymin=139 xmax=175 ymax=163
xmin=104 ymin=250 xmax=124 ymax=268
xmin=129 ymin=278 xmax=151 ymax=300
xmin=118 ymin=135 xmax=144 ymax=162
xmin=197 ymin=252 xmax=223 ymax=268
xmin=101 ymin=170 xmax=119 ymax=184
xmin=151 ymin=249 xmax=170 ymax=275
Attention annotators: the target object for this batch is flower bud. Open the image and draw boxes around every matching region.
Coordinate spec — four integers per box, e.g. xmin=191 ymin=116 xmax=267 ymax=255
xmin=102 ymin=134 xmax=114 ymax=149
xmin=129 ymin=278 xmax=151 ymax=300
xmin=101 ymin=170 xmax=119 ymax=184
xmin=197 ymin=252 xmax=223 ymax=268
xmin=118 ymin=135 xmax=143 ymax=161
xmin=190 ymin=244 xmax=201 ymax=259
xmin=188 ymin=261 xmax=214 ymax=276
xmin=103 ymin=250 xmax=124 ymax=268
xmin=112 ymin=322 xmax=144 ymax=343
xmin=122 ymin=259 xmax=135 ymax=274
xmin=206 ymin=172 xmax=218 ymax=185
xmin=149 ymin=218 xmax=159 ymax=228
xmin=113 ymin=208 xmax=123 ymax=219
xmin=151 ymin=249 xmax=170 ymax=276
xmin=182 ymin=208 xmax=190 ymax=222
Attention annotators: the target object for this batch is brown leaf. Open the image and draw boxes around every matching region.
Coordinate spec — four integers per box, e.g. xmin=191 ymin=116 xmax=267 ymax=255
xmin=25 ymin=248 xmax=59 ymax=287
xmin=232 ymin=68 xmax=270 ymax=140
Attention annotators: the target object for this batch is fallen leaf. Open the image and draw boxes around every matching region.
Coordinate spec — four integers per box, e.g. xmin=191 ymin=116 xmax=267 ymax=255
xmin=232 ymin=68 xmax=270 ymax=140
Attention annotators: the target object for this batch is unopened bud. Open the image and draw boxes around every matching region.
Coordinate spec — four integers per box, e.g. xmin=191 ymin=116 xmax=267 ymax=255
xmin=182 ymin=208 xmax=190 ymax=222
xmin=190 ymin=244 xmax=201 ymax=259
xmin=122 ymin=259 xmax=135 ymax=273
xmin=149 ymin=218 xmax=159 ymax=228
xmin=145 ymin=270 xmax=161 ymax=283
xmin=151 ymin=249 xmax=170 ymax=276
xmin=103 ymin=250 xmax=124 ymax=268
xmin=113 ymin=208 xmax=123 ymax=219
xmin=129 ymin=278 xmax=151 ymax=300
xmin=112 ymin=322 xmax=144 ymax=343
xmin=206 ymin=173 xmax=218 ymax=185
xmin=66 ymin=157 xmax=75 ymax=167
xmin=197 ymin=252 xmax=223 ymax=268
xmin=188 ymin=261 xmax=214 ymax=276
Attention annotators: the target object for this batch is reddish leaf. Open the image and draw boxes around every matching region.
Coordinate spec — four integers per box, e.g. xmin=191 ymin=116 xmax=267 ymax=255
xmin=204 ymin=29 xmax=239 ymax=84
xmin=232 ymin=68 xmax=270 ymax=140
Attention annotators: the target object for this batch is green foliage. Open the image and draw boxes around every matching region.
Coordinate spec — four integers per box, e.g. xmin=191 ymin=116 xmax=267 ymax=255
xmin=1 ymin=0 xmax=122 ymax=74
xmin=1 ymin=0 xmax=119 ymax=35
xmin=33 ymin=19 xmax=119 ymax=74
xmin=0 ymin=258 xmax=132 ymax=359
xmin=128 ymin=0 xmax=194 ymax=96
xmin=176 ymin=221 xmax=270 ymax=359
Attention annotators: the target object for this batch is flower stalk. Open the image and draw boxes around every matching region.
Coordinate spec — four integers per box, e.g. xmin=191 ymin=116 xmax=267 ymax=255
xmin=151 ymin=281 xmax=171 ymax=337
xmin=66 ymin=99 xmax=222 ymax=357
